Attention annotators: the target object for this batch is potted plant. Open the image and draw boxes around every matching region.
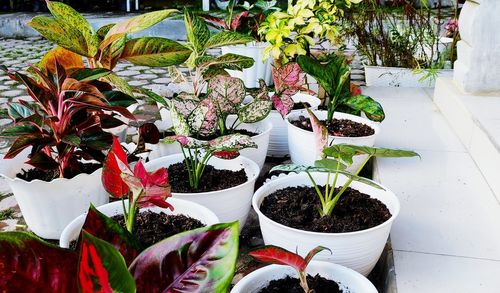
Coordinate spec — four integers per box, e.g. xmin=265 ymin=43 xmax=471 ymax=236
xmin=60 ymin=137 xmax=219 ymax=248
xmin=342 ymin=0 xmax=455 ymax=87
xmin=252 ymin=139 xmax=419 ymax=275
xmin=0 ymin=63 xmax=135 ymax=239
xmin=232 ymin=245 xmax=377 ymax=292
xmin=0 ymin=221 xmax=239 ymax=292
xmin=202 ymin=0 xmax=280 ymax=88
xmin=287 ymin=53 xmax=385 ymax=170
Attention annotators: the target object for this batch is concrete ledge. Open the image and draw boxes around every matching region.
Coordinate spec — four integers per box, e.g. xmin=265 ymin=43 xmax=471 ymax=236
xmin=0 ymin=12 xmax=187 ymax=40
xmin=434 ymin=77 xmax=500 ymax=201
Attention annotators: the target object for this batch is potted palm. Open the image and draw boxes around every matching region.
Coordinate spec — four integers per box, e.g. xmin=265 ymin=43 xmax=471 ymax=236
xmin=0 ymin=63 xmax=135 ymax=239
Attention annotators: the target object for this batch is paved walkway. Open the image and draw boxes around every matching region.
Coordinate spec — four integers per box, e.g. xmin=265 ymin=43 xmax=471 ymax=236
xmin=367 ymin=86 xmax=500 ymax=292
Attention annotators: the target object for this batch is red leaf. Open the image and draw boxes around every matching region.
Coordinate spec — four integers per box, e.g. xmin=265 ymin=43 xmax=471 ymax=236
xmin=102 ymin=137 xmax=129 ymax=198
xmin=212 ymin=150 xmax=240 ymax=159
xmin=249 ymin=245 xmax=307 ymax=272
xmin=79 ymin=238 xmax=114 ymax=293
xmin=132 ymin=161 xmax=173 ymax=210
xmin=271 ymin=92 xmax=294 ymax=118
xmin=306 ymin=108 xmax=328 ymax=157
xmin=304 ymin=246 xmax=331 ymax=266
xmin=231 ymin=11 xmax=250 ymax=31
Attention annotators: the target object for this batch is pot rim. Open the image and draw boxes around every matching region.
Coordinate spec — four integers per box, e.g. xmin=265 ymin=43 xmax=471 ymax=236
xmin=286 ymin=110 xmax=381 ymax=141
xmin=252 ymin=172 xmax=400 ymax=237
xmin=146 ymin=154 xmax=260 ymax=196
xmin=229 ymin=116 xmax=273 ymax=141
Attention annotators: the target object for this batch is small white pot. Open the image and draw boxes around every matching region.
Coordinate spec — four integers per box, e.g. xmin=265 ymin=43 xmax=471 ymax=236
xmin=146 ymin=154 xmax=259 ymax=229
xmin=364 ymin=65 xmax=453 ymax=88
xmin=0 ymin=150 xmax=108 ymax=239
xmin=59 ymin=198 xmax=219 ymax=248
xmin=287 ymin=110 xmax=380 ymax=172
xmin=265 ymin=93 xmax=321 ymax=157
xmin=253 ymin=172 xmax=400 ymax=276
xmin=231 ymin=261 xmax=377 ymax=293
xmin=221 ymin=42 xmax=273 ymax=88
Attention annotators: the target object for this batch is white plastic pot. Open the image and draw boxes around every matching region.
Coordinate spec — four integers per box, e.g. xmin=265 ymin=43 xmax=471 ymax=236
xmin=231 ymin=261 xmax=377 ymax=293
xmin=364 ymin=65 xmax=453 ymax=88
xmin=265 ymin=93 xmax=321 ymax=157
xmin=146 ymin=154 xmax=259 ymax=229
xmin=59 ymin=198 xmax=219 ymax=248
xmin=221 ymin=42 xmax=273 ymax=88
xmin=287 ymin=110 xmax=380 ymax=172
xmin=253 ymin=172 xmax=400 ymax=276
xmin=0 ymin=150 xmax=108 ymax=239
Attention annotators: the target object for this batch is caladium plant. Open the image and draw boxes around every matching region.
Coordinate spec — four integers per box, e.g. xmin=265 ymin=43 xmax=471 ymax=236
xmin=297 ymin=53 xmax=385 ymax=123
xmin=0 ymin=62 xmax=135 ymax=179
xmin=0 ymin=221 xmax=239 ymax=293
xmin=271 ymin=110 xmax=419 ymax=217
xmin=102 ymin=137 xmax=173 ymax=233
xmin=249 ymin=245 xmax=331 ymax=293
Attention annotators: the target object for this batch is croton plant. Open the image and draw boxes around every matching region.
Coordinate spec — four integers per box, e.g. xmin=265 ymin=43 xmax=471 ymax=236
xmin=0 ymin=61 xmax=135 ymax=179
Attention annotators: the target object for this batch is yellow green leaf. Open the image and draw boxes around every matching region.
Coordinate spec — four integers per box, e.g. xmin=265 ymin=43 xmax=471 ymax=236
xmin=120 ymin=37 xmax=191 ymax=67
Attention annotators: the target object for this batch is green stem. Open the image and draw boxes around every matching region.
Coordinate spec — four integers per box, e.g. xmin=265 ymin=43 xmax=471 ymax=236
xmin=181 ymin=147 xmax=194 ymax=187
xmin=306 ymin=171 xmax=325 ymax=209
xmin=126 ymin=194 xmax=138 ymax=233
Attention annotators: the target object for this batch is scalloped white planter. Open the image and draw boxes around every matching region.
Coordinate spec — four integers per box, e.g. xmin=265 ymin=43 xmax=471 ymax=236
xmin=221 ymin=42 xmax=273 ymax=88
xmin=59 ymin=198 xmax=219 ymax=248
xmin=265 ymin=93 xmax=321 ymax=157
xmin=0 ymin=150 xmax=108 ymax=239
xmin=253 ymin=172 xmax=400 ymax=276
xmin=231 ymin=261 xmax=377 ymax=293
xmin=146 ymin=154 xmax=259 ymax=229
xmin=287 ymin=110 xmax=380 ymax=172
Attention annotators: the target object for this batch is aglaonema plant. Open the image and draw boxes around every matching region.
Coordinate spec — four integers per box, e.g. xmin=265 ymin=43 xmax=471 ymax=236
xmin=0 ymin=220 xmax=239 ymax=292
xmin=102 ymin=137 xmax=173 ymax=233
xmin=297 ymin=53 xmax=385 ymax=123
xmin=272 ymin=110 xmax=419 ymax=217
xmin=0 ymin=62 xmax=135 ymax=179
xmin=249 ymin=245 xmax=331 ymax=293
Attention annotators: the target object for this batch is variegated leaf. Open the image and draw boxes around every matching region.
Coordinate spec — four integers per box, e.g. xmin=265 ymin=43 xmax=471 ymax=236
xmin=38 ymin=47 xmax=83 ymax=74
xmin=237 ymin=99 xmax=272 ymax=123
xmin=172 ymin=93 xmax=198 ymax=117
xmin=167 ymin=66 xmax=187 ymax=83
xmin=170 ymin=106 xmax=190 ymax=136
xmin=104 ymin=73 xmax=134 ymax=95
xmin=204 ymin=31 xmax=254 ymax=50
xmin=99 ymin=35 xmax=126 ymax=70
xmin=121 ymin=37 xmax=191 ymax=67
xmin=184 ymin=10 xmax=210 ymax=53
xmin=272 ymin=63 xmax=305 ymax=93
xmin=271 ymin=90 xmax=294 ymax=118
xmin=187 ymin=99 xmax=217 ymax=136
xmin=207 ymin=76 xmax=245 ymax=114
xmin=208 ymin=134 xmax=257 ymax=154
xmin=163 ymin=135 xmax=207 ymax=149
xmin=306 ymin=108 xmax=328 ymax=158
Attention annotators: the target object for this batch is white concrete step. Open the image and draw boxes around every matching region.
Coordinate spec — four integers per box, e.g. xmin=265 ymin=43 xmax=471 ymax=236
xmin=434 ymin=78 xmax=500 ymax=201
xmin=364 ymin=86 xmax=500 ymax=293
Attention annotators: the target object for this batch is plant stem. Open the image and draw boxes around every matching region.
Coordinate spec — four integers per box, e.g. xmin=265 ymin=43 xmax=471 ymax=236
xmin=306 ymin=171 xmax=325 ymax=208
xmin=126 ymin=193 xmax=138 ymax=233
xmin=299 ymin=271 xmax=310 ymax=293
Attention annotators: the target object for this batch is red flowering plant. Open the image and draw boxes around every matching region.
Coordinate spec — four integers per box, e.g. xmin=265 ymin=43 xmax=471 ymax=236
xmin=0 ymin=61 xmax=135 ymax=180
xmin=102 ymin=137 xmax=173 ymax=233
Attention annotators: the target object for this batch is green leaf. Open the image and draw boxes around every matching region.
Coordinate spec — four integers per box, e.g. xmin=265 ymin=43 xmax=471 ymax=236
xmin=26 ymin=152 xmax=59 ymax=170
xmin=78 ymin=231 xmax=136 ymax=293
xmin=184 ymin=9 xmax=210 ymax=53
xmin=121 ymin=37 xmax=191 ymax=67
xmin=314 ymin=158 xmax=347 ymax=170
xmin=137 ymin=87 xmax=167 ymax=106
xmin=0 ymin=125 xmax=37 ymax=137
xmin=204 ymin=31 xmax=254 ymax=50
xmin=71 ymin=68 xmax=111 ymax=81
xmin=61 ymin=134 xmax=81 ymax=146
xmin=170 ymin=106 xmax=190 ymax=136
xmin=96 ymin=23 xmax=115 ymax=41
xmin=99 ymin=34 xmax=126 ymax=70
xmin=342 ymin=95 xmax=385 ymax=122
xmin=7 ymin=102 xmax=33 ymax=121
xmin=324 ymin=144 xmax=420 ymax=162
xmin=80 ymin=130 xmax=113 ymax=150
xmin=103 ymin=91 xmax=137 ymax=107
xmin=237 ymin=99 xmax=272 ymax=123
xmin=104 ymin=73 xmax=134 ymax=95
xmin=208 ymin=134 xmax=257 ymax=153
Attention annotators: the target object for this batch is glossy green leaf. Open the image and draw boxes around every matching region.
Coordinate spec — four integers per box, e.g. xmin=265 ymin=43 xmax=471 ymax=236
xmin=61 ymin=134 xmax=81 ymax=146
xmin=80 ymin=130 xmax=113 ymax=150
xmin=103 ymin=91 xmax=137 ymax=107
xmin=0 ymin=125 xmax=37 ymax=137
xmin=71 ymin=68 xmax=111 ymax=81
xmin=7 ymin=102 xmax=33 ymax=121
xmin=96 ymin=23 xmax=115 ymax=41
xmin=324 ymin=144 xmax=420 ymax=161
xmin=184 ymin=9 xmax=210 ymax=53
xmin=237 ymin=99 xmax=272 ymax=123
xmin=121 ymin=37 xmax=191 ymax=67
xmin=204 ymin=31 xmax=254 ymax=50
xmin=314 ymin=158 xmax=347 ymax=171
xmin=137 ymin=87 xmax=167 ymax=106
xmin=342 ymin=94 xmax=385 ymax=122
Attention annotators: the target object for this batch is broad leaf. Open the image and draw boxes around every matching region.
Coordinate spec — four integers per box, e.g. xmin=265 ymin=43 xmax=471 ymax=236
xmin=208 ymin=134 xmax=257 ymax=156
xmin=0 ymin=232 xmax=78 ymax=292
xmin=27 ymin=151 xmax=59 ymax=170
xmin=126 ymin=161 xmax=173 ymax=210
xmin=78 ymin=231 xmax=135 ymax=293
xmin=103 ymin=91 xmax=137 ymax=108
xmin=5 ymin=133 xmax=51 ymax=159
xmin=38 ymin=46 xmax=84 ymax=74
xmin=0 ymin=125 xmax=37 ymax=137
xmin=129 ymin=222 xmax=239 ymax=293
xmin=200 ymin=53 xmax=254 ymax=73
xmin=163 ymin=135 xmax=208 ymax=149
xmin=204 ymin=31 xmax=254 ymax=50
xmin=105 ymin=73 xmax=134 ymax=96
xmin=207 ymin=75 xmax=245 ymax=114
xmin=304 ymin=246 xmax=331 ymax=266
xmin=249 ymin=245 xmax=307 ymax=272
xmin=7 ymin=102 xmax=33 ymax=121
xmin=184 ymin=10 xmax=210 ymax=53
xmin=80 ymin=130 xmax=114 ymax=150
xmin=172 ymin=94 xmax=199 ymax=117
xmin=121 ymin=37 xmax=191 ymax=67
xmin=99 ymin=34 xmax=126 ymax=70
xmin=170 ymin=106 xmax=191 ymax=136
xmin=187 ymin=99 xmax=217 ymax=136
xmin=324 ymin=144 xmax=420 ymax=162
xmin=237 ymin=99 xmax=272 ymax=123
xmin=102 ymin=137 xmax=130 ymax=198
xmin=306 ymin=108 xmax=328 ymax=158
xmin=271 ymin=91 xmax=294 ymax=118
xmin=71 ymin=68 xmax=111 ymax=82
xmin=342 ymin=94 xmax=385 ymax=122
xmin=314 ymin=158 xmax=347 ymax=171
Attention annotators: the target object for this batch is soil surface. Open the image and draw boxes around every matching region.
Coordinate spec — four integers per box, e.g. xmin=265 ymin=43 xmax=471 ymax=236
xmin=16 ymin=162 xmax=101 ymax=182
xmin=291 ymin=115 xmax=375 ymax=137
xmin=260 ymin=186 xmax=391 ymax=233
xmin=258 ymin=274 xmax=342 ymax=293
xmin=168 ymin=162 xmax=248 ymax=193
xmin=112 ymin=210 xmax=204 ymax=248
xmin=291 ymin=102 xmax=312 ymax=110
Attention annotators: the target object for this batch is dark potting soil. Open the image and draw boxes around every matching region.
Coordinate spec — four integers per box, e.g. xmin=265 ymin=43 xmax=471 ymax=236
xmin=258 ymin=274 xmax=343 ymax=293
xmin=16 ymin=162 xmax=101 ymax=182
xmin=291 ymin=115 xmax=375 ymax=137
xmin=111 ymin=210 xmax=204 ymax=248
xmin=260 ymin=186 xmax=391 ymax=233
xmin=168 ymin=162 xmax=248 ymax=193
xmin=291 ymin=102 xmax=312 ymax=110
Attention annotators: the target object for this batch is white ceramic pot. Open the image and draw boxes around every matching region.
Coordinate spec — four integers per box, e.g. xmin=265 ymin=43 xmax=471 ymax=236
xmin=231 ymin=261 xmax=377 ymax=293
xmin=59 ymin=198 xmax=219 ymax=248
xmin=146 ymin=154 xmax=259 ymax=229
xmin=0 ymin=150 xmax=108 ymax=239
xmin=364 ymin=65 xmax=453 ymax=88
xmin=265 ymin=93 xmax=321 ymax=157
xmin=253 ymin=172 xmax=400 ymax=276
xmin=221 ymin=42 xmax=273 ymax=88
xmin=287 ymin=110 xmax=380 ymax=172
